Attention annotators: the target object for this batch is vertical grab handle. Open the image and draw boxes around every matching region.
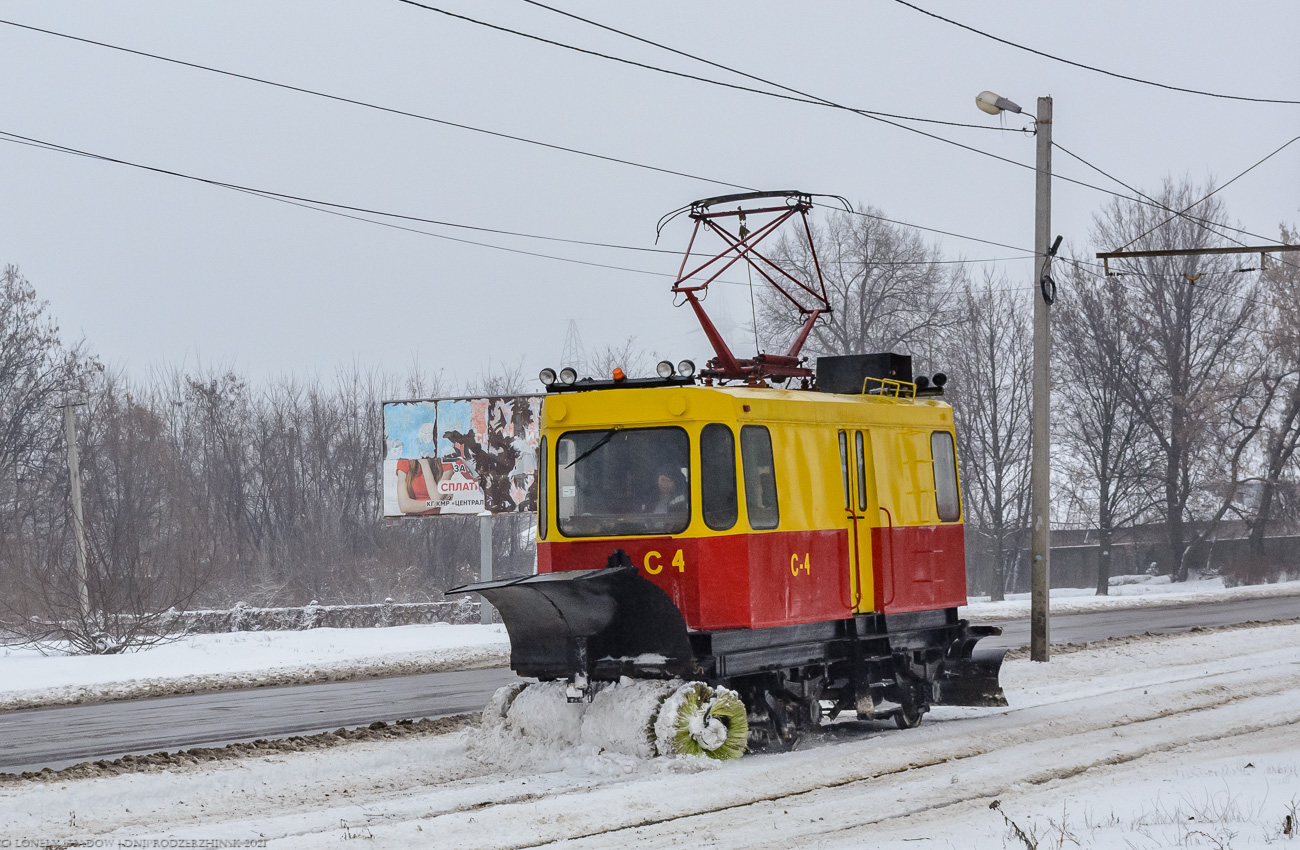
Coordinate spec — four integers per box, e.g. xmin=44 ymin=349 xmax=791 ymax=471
xmin=878 ymin=506 xmax=896 ymax=607
xmin=844 ymin=507 xmax=861 ymax=611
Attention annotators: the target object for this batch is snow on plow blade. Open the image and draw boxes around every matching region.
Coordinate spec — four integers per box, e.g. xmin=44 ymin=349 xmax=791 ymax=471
xmin=936 ymin=626 xmax=1009 ymax=707
xmin=451 ymin=563 xmax=697 ymax=681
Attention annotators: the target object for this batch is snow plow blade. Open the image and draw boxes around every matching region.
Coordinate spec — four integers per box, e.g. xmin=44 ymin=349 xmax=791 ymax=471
xmin=936 ymin=626 xmax=1008 ymax=707
xmin=451 ymin=561 xmax=697 ymax=682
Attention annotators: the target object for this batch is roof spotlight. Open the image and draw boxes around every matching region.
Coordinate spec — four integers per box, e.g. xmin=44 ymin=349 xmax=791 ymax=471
xmin=656 ymin=360 xmax=675 ymax=379
xmin=932 ymin=372 xmax=948 ymax=388
xmin=914 ymin=375 xmax=931 ymax=390
xmin=559 ymin=367 xmax=578 ymax=385
xmin=539 ymin=367 xmax=557 ymax=386
xmin=676 ymin=359 xmax=696 ymax=378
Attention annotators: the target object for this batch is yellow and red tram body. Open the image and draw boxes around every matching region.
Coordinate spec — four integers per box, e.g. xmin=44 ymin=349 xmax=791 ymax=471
xmin=535 ymin=383 xmax=968 ymax=629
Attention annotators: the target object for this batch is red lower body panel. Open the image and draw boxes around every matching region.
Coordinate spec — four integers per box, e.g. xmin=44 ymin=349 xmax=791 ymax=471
xmin=539 ymin=529 xmax=851 ymax=631
xmin=871 ymin=523 xmax=967 ymax=614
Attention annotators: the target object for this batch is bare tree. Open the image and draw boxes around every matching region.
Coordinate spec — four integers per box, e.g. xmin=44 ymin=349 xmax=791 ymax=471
xmin=943 ymin=271 xmax=1032 ymax=600
xmin=1054 ymin=259 xmax=1160 ymax=593
xmin=586 ymin=335 xmax=657 ymax=379
xmin=0 ymin=265 xmax=104 ymax=644
xmin=0 ymin=266 xmax=94 ymax=538
xmin=1242 ymin=227 xmax=1300 ymax=558
xmin=762 ymin=205 xmax=959 ymax=370
xmin=1095 ymin=180 xmax=1264 ymax=581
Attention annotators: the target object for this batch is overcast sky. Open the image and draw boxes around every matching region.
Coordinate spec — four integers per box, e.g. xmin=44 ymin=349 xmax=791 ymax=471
xmin=1 ymin=1 xmax=1296 ymax=390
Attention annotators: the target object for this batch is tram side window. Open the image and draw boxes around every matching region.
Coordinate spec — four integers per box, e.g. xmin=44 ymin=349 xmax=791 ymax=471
xmin=931 ymin=430 xmax=961 ymax=522
xmin=741 ymin=425 xmax=780 ymax=530
xmin=854 ymin=430 xmax=868 ymax=512
xmin=537 ymin=436 xmax=547 ymax=540
xmin=838 ymin=431 xmax=850 ymax=510
xmin=701 ymin=424 xmax=738 ymax=531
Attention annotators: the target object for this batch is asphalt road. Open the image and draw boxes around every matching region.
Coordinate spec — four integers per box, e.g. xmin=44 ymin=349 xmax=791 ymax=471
xmin=983 ymin=593 xmax=1298 ymax=651
xmin=2 ymin=595 xmax=1295 ymax=774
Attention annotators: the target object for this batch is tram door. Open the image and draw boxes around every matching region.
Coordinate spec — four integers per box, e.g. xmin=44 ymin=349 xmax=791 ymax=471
xmin=838 ymin=429 xmax=874 ymax=612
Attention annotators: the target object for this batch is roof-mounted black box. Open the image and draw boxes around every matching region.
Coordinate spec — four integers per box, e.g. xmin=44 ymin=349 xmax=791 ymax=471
xmin=816 ymin=353 xmax=912 ymax=394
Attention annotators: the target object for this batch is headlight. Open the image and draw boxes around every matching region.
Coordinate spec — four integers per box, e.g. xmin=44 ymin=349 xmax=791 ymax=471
xmin=539 ymin=367 xmax=557 ymax=386
xmin=559 ymin=367 xmax=578 ymax=385
xmin=676 ymin=359 xmax=696 ymax=378
xmin=656 ymin=360 xmax=675 ymax=378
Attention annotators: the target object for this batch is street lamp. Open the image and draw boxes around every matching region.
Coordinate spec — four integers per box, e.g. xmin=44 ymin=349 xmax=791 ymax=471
xmin=976 ymin=90 xmax=1054 ymax=663
xmin=975 ymin=90 xmax=1022 ymax=116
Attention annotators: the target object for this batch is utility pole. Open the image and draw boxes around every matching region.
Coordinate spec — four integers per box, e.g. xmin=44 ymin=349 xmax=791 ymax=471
xmin=976 ymin=90 xmax=1056 ymax=660
xmin=63 ymin=398 xmax=91 ymax=621
xmin=1030 ymin=96 xmax=1053 ymax=663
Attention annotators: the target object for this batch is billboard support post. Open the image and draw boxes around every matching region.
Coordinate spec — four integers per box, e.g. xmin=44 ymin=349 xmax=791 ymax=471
xmin=479 ymin=514 xmax=494 ymax=625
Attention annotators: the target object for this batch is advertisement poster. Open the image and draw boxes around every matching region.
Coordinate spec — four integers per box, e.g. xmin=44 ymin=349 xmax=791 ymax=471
xmin=382 ymin=396 xmax=542 ymax=517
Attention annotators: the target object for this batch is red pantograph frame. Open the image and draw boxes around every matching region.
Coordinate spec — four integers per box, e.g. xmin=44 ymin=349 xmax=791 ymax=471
xmin=670 ymin=191 xmax=830 ymax=385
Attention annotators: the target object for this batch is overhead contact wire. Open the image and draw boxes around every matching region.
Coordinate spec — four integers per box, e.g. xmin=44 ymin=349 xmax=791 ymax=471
xmin=0 ymin=14 xmax=1042 ymax=259
xmin=0 ymin=16 xmax=754 ymax=193
xmin=397 ymin=0 xmax=1281 ymax=237
xmin=516 ymin=0 xmax=1024 ymax=133
xmin=0 ymin=132 xmax=1025 ymax=287
xmin=891 ymin=0 xmax=1300 ymax=106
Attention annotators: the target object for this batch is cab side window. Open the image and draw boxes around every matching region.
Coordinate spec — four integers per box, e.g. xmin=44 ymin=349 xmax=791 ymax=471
xmin=931 ymin=430 xmax=961 ymax=522
xmin=701 ymin=424 xmax=738 ymax=531
xmin=854 ymin=430 xmax=868 ymax=511
xmin=741 ymin=425 xmax=779 ymax=530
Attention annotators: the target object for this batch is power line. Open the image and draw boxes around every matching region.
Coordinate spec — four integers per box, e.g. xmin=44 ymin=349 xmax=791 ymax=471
xmin=0 ymin=16 xmax=754 ymax=193
xmin=0 ymin=13 xmax=1050 ymax=258
xmin=515 ymin=0 xmax=1025 ymax=133
xmin=14 ymin=6 xmax=1254 ymax=274
xmin=1053 ymin=137 xmax=1300 ymax=252
xmin=394 ymin=1 xmax=1034 ymax=134
xmin=825 ymin=254 xmax=1033 ymax=267
xmin=1053 ymin=136 xmax=1300 ymax=274
xmin=891 ymin=0 xmax=1300 ymax=106
xmin=395 ymin=0 xmax=1284 ymax=235
xmin=0 ymin=131 xmax=1026 ymax=288
xmin=9 ymin=6 xmax=1282 ymax=282
xmin=0 ymin=129 xmax=688 ymax=255
xmin=0 ymin=133 xmax=698 ymax=280
xmin=828 ymin=205 xmax=1034 ymax=254
xmin=1114 ymin=135 xmax=1300 ymax=253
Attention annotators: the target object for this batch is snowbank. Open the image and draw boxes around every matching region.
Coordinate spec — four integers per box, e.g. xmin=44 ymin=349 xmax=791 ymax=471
xmin=0 ymin=623 xmax=509 ymax=711
xmin=4 ymin=576 xmax=1296 ymax=713
xmin=962 ymin=574 xmax=1300 ymax=621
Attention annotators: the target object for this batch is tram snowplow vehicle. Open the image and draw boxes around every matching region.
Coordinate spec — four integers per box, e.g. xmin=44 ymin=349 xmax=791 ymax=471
xmin=455 ymin=191 xmax=1007 ymax=759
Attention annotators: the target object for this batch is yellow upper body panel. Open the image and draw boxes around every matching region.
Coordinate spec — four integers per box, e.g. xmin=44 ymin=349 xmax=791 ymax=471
xmin=543 ymin=384 xmax=954 ymax=431
xmin=540 ymin=384 xmax=961 ymax=539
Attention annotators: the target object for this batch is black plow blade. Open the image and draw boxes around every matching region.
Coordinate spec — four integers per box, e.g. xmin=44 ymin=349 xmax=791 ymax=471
xmin=936 ymin=625 xmax=1009 ymax=707
xmin=451 ymin=564 xmax=696 ymax=681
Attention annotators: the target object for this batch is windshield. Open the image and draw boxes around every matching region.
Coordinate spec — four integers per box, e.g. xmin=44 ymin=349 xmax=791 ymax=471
xmin=556 ymin=427 xmax=690 ymax=537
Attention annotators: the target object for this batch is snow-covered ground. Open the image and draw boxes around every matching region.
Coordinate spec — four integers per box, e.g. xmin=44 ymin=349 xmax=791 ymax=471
xmin=4 ymin=622 xmax=1298 ymax=848
xmin=962 ymin=573 xmax=1300 ymax=620
xmin=3 ymin=577 xmax=1297 ymax=712
xmin=0 ymin=623 xmax=510 ymax=711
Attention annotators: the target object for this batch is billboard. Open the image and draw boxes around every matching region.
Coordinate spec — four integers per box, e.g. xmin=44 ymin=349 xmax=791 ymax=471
xmin=382 ymin=395 xmax=542 ymax=517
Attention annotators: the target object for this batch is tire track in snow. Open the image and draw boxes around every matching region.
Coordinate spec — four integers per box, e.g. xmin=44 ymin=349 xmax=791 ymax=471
xmin=408 ymin=644 xmax=1300 ymax=849
xmin=578 ymin=694 xmax=1300 ymax=849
